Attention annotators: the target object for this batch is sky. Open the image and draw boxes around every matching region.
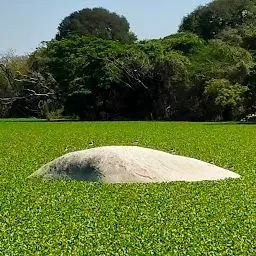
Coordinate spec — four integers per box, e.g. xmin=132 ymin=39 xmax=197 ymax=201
xmin=0 ymin=0 xmax=211 ymax=55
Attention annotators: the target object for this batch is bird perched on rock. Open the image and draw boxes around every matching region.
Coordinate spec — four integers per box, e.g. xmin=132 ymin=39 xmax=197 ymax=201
xmin=88 ymin=141 xmax=94 ymax=146
xmin=64 ymin=145 xmax=70 ymax=151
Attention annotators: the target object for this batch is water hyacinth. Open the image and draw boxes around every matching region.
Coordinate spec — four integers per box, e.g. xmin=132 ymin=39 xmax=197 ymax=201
xmin=0 ymin=119 xmax=255 ymax=255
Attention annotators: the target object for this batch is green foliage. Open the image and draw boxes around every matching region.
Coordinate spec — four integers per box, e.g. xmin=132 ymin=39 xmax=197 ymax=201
xmin=0 ymin=52 xmax=29 ymax=95
xmin=204 ymin=79 xmax=247 ymax=120
xmin=106 ymin=40 xmax=191 ymax=120
xmin=3 ymin=3 xmax=256 ymax=121
xmin=1 ymin=121 xmax=256 ymax=254
xmin=179 ymin=0 xmax=256 ymax=40
xmin=162 ymin=32 xmax=205 ymax=54
xmin=187 ymin=40 xmax=253 ymax=120
xmin=33 ymin=36 xmax=126 ymax=119
xmin=28 ymin=43 xmax=52 ymax=72
xmin=205 ymin=79 xmax=247 ymax=107
xmin=26 ymin=33 xmax=255 ymax=121
xmin=57 ymin=7 xmax=137 ymax=43
xmin=188 ymin=40 xmax=253 ymax=83
xmin=43 ymin=36 xmax=124 ymax=91
xmin=217 ymin=25 xmax=256 ymax=51
xmin=45 ymin=108 xmax=64 ymax=121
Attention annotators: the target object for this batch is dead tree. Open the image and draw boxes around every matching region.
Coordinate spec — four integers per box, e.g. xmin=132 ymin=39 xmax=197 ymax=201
xmin=0 ymin=61 xmax=59 ymax=117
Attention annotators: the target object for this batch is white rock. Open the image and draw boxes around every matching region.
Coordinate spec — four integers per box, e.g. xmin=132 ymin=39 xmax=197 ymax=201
xmin=28 ymin=146 xmax=240 ymax=183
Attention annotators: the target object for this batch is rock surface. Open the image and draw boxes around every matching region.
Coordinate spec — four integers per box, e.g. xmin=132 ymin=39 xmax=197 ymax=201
xmin=28 ymin=146 xmax=240 ymax=183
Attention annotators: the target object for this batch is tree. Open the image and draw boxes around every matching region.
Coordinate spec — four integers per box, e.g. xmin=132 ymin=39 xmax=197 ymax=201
xmin=57 ymin=7 xmax=137 ymax=44
xmin=106 ymin=41 xmax=191 ymax=120
xmin=162 ymin=32 xmax=204 ymax=54
xmin=204 ymin=79 xmax=247 ymax=120
xmin=27 ymin=31 xmax=255 ymax=121
xmin=32 ymin=36 xmax=126 ymax=120
xmin=0 ymin=50 xmax=29 ymax=117
xmin=179 ymin=0 xmax=256 ymax=40
xmin=189 ymin=39 xmax=253 ymax=83
xmin=187 ymin=39 xmax=253 ymax=120
xmin=0 ymin=50 xmax=59 ymax=118
xmin=243 ymin=63 xmax=256 ymax=115
xmin=217 ymin=25 xmax=256 ymax=51
xmin=32 ymin=35 xmax=194 ymax=120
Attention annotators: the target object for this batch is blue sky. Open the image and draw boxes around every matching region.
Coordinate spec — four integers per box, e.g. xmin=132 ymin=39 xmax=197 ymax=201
xmin=0 ymin=0 xmax=211 ymax=55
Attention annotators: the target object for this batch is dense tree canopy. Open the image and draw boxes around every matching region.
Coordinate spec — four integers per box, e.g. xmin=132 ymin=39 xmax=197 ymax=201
xmin=27 ymin=31 xmax=253 ymax=121
xmin=57 ymin=7 xmax=137 ymax=44
xmin=2 ymin=1 xmax=256 ymax=121
xmin=179 ymin=0 xmax=256 ymax=40
xmin=216 ymin=25 xmax=256 ymax=51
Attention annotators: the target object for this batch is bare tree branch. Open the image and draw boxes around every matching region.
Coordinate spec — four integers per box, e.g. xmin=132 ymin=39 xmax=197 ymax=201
xmin=105 ymin=56 xmax=150 ymax=90
xmin=0 ymin=62 xmax=59 ymax=116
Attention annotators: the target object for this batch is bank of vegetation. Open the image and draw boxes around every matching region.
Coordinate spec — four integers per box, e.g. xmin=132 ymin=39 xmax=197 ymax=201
xmin=1 ymin=0 xmax=256 ymax=121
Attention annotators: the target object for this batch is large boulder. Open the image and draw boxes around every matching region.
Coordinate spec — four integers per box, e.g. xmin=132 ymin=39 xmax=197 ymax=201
xmin=28 ymin=146 xmax=240 ymax=183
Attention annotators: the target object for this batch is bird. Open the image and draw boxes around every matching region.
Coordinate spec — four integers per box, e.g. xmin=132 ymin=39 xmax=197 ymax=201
xmin=88 ymin=140 xmax=94 ymax=146
xmin=64 ymin=145 xmax=70 ymax=151
xmin=170 ymin=148 xmax=176 ymax=154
